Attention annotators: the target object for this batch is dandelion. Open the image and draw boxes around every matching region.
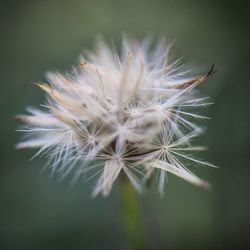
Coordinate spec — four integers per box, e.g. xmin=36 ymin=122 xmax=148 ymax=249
xmin=16 ymin=36 xmax=215 ymax=197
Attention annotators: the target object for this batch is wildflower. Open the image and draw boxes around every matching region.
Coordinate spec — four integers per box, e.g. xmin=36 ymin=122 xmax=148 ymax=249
xmin=16 ymin=37 xmax=215 ymax=197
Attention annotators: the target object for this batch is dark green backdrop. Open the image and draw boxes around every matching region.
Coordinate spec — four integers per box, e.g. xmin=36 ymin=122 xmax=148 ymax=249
xmin=1 ymin=0 xmax=249 ymax=249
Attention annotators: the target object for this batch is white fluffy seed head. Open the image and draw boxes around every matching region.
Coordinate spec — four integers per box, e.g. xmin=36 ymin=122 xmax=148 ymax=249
xmin=16 ymin=36 xmax=215 ymax=197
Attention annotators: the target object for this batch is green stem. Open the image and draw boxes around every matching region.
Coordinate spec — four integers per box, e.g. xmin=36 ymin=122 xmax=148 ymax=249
xmin=120 ymin=176 xmax=145 ymax=250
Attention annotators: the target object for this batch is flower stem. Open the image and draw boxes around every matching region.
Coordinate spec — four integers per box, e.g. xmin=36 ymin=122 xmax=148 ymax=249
xmin=120 ymin=175 xmax=146 ymax=249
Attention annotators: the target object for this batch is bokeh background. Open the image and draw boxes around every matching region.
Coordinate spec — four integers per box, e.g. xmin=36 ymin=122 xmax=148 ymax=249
xmin=1 ymin=0 xmax=250 ymax=249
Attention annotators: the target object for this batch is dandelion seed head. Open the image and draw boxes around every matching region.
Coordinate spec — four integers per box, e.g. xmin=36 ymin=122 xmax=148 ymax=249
xmin=16 ymin=36 xmax=215 ymax=197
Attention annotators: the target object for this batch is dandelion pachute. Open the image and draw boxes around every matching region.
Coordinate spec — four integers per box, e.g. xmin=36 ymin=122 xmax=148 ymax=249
xmin=16 ymin=37 xmax=215 ymax=196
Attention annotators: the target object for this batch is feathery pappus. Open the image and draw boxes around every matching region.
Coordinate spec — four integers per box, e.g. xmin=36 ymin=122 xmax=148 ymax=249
xmin=16 ymin=37 xmax=216 ymax=197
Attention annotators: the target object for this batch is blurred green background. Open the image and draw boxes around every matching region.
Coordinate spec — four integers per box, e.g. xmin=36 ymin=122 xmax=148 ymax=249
xmin=1 ymin=0 xmax=250 ymax=249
